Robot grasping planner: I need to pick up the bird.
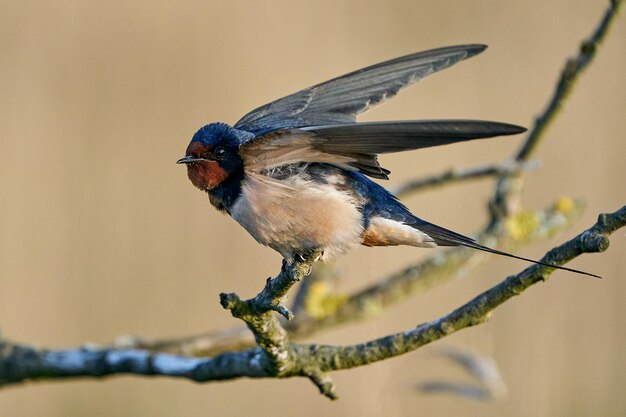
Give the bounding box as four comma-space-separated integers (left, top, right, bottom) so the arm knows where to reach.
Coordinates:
177, 44, 597, 278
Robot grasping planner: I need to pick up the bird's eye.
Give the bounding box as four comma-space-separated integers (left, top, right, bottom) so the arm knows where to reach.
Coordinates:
213, 147, 226, 158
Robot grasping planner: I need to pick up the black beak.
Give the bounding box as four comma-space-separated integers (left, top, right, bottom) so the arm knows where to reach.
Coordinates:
176, 156, 204, 164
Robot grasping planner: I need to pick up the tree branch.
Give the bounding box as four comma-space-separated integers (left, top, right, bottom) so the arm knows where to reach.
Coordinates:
390, 160, 538, 196
286, 198, 586, 337
87, 0, 623, 359
2, 206, 623, 398
114, 197, 585, 357
217, 251, 335, 394
295, 205, 623, 374
515, 0, 623, 162
1, 0, 622, 402
490, 0, 623, 221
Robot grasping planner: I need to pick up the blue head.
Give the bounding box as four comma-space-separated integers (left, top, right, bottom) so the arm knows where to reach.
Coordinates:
177, 123, 252, 191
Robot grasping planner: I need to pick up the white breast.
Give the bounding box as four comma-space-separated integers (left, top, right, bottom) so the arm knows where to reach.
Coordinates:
229, 172, 363, 261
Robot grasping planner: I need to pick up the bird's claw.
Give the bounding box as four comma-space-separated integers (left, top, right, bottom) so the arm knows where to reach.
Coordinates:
292, 250, 324, 276
294, 250, 324, 263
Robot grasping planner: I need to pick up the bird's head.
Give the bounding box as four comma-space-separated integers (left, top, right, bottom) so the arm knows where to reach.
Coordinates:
177, 123, 249, 191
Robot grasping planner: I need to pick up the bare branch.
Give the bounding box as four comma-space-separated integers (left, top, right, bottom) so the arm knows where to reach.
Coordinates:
2, 206, 623, 397
515, 0, 623, 162
390, 160, 538, 196
219, 251, 340, 396
119, 198, 585, 357
286, 199, 586, 337
292, 205, 623, 375
1, 0, 622, 403
110, 1, 624, 359
490, 0, 623, 220
0, 342, 273, 385
218, 253, 319, 371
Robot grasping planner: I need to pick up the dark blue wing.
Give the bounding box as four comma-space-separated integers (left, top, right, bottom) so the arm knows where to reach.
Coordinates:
303, 119, 526, 154
234, 45, 487, 136
241, 120, 525, 179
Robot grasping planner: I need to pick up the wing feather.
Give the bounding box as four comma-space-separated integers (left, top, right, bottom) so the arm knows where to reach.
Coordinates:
304, 120, 526, 155
235, 45, 487, 135
240, 120, 525, 179
241, 130, 361, 174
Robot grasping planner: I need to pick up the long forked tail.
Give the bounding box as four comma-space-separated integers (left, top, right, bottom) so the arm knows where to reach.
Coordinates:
415, 219, 601, 279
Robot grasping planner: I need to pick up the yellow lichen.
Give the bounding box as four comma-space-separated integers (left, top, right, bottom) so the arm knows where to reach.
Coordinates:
505, 211, 540, 241
304, 281, 348, 320
554, 196, 575, 214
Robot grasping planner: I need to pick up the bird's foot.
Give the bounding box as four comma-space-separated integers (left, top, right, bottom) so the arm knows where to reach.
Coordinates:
293, 250, 324, 275
294, 250, 324, 263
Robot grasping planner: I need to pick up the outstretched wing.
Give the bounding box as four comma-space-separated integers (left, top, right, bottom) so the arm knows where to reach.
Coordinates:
240, 120, 526, 179
303, 120, 525, 155
234, 45, 487, 136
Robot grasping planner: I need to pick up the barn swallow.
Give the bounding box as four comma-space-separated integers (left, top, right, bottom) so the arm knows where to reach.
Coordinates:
178, 44, 597, 278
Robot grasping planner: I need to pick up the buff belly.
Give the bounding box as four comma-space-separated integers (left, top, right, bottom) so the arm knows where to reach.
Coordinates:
229, 174, 364, 261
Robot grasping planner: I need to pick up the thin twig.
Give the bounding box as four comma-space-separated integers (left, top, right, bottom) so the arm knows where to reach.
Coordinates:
515, 0, 623, 162
490, 0, 623, 221
390, 160, 538, 196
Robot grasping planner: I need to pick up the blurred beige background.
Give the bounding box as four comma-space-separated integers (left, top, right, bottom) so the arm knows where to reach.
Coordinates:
1, 0, 625, 416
